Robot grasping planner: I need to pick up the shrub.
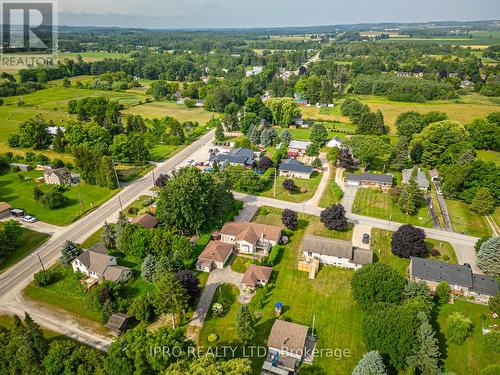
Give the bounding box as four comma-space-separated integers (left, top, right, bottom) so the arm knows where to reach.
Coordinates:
128, 206, 139, 215
208, 333, 218, 342
436, 282, 451, 304
268, 246, 282, 266
484, 331, 500, 353
212, 303, 225, 318
445, 312, 472, 344
430, 248, 440, 257
33, 269, 55, 287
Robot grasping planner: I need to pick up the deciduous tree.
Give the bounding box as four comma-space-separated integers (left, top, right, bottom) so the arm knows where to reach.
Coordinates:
391, 224, 427, 258
320, 204, 348, 231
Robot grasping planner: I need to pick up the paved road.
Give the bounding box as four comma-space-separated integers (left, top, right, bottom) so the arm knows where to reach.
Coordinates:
0, 130, 216, 347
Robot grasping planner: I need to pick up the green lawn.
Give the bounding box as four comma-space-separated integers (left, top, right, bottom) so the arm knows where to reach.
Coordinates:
285, 124, 355, 141
445, 199, 492, 238
230, 256, 255, 273
477, 150, 500, 166
437, 301, 498, 374
115, 164, 155, 183
0, 223, 50, 273
353, 188, 433, 228
0, 170, 117, 226
123, 101, 215, 124
370, 229, 458, 276
199, 207, 366, 374
124, 195, 154, 217
258, 172, 322, 203
23, 264, 103, 323
318, 166, 343, 208
307, 216, 354, 241
59, 52, 130, 62
80, 227, 105, 249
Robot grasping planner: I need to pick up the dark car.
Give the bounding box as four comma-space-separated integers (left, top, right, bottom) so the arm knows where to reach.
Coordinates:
362, 233, 370, 245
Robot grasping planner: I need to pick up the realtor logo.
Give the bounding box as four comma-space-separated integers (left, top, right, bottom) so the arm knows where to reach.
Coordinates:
0, 0, 58, 69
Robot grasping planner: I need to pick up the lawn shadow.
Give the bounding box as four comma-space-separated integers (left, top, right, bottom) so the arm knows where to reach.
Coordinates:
299, 365, 328, 375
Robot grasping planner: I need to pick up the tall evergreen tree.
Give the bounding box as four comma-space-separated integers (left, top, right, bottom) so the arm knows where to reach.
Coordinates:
101, 221, 116, 249
236, 305, 255, 345
141, 254, 157, 282
406, 312, 440, 375
477, 237, 500, 276
153, 272, 189, 329
398, 167, 423, 215
353, 351, 387, 375
59, 240, 81, 266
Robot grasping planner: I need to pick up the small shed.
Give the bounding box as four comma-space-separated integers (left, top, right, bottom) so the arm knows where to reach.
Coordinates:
105, 313, 129, 336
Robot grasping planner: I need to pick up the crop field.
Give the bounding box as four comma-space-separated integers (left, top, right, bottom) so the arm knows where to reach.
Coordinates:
0, 86, 145, 155
58, 52, 130, 62
123, 101, 216, 124
383, 31, 500, 46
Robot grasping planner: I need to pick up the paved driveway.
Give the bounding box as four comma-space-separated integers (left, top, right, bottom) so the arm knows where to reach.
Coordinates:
189, 266, 251, 328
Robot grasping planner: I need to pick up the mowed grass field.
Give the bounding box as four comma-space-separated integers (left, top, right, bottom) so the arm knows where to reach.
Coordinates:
0, 222, 50, 272
353, 188, 433, 228
370, 229, 457, 276
445, 199, 492, 238
123, 101, 215, 124
258, 172, 322, 203
199, 207, 366, 374
0, 170, 117, 226
302, 94, 499, 134
437, 301, 498, 374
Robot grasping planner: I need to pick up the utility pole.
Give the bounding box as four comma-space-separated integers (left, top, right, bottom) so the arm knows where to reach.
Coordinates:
111, 159, 123, 212
35, 253, 45, 270
273, 168, 277, 197
387, 214, 392, 237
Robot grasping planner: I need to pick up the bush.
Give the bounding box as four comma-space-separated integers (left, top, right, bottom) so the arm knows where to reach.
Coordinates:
484, 331, 500, 353
212, 303, 225, 318
436, 282, 451, 304
268, 246, 282, 266
445, 312, 472, 344
128, 206, 139, 215
207, 333, 218, 342
33, 269, 55, 287
40, 188, 67, 209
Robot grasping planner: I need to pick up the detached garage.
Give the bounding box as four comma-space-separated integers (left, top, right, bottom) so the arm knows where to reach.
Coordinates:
0, 202, 12, 220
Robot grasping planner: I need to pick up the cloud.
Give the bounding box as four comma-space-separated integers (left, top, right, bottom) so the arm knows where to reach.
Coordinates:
58, 0, 500, 28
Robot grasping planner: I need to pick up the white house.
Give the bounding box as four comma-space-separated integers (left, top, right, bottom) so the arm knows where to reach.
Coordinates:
278, 159, 313, 179
302, 235, 373, 270
72, 244, 132, 283
326, 136, 343, 148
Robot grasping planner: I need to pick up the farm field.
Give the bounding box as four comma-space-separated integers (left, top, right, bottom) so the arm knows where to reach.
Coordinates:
445, 199, 492, 238
302, 95, 498, 134
353, 188, 433, 228
0, 170, 117, 226
58, 52, 130, 62
123, 101, 215, 124
0, 223, 50, 273
199, 206, 366, 374
0, 86, 144, 151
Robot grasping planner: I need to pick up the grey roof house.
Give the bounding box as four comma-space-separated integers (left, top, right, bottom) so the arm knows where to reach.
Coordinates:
410, 257, 499, 302
210, 147, 255, 167
278, 159, 313, 179
402, 168, 429, 190
302, 235, 373, 270
346, 173, 393, 189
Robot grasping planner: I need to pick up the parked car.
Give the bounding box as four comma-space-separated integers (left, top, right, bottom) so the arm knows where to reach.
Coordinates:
21, 215, 37, 223
187, 159, 195, 165
362, 233, 370, 245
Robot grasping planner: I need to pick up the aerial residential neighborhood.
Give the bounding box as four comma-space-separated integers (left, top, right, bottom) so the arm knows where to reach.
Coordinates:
0, 2, 499, 375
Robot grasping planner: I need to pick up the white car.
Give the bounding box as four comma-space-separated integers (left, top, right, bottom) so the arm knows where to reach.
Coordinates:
186, 159, 195, 165
21, 215, 37, 223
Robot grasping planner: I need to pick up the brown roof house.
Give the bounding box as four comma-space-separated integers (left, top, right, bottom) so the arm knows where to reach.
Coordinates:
105, 313, 129, 336
196, 241, 234, 272
44, 168, 77, 185
71, 243, 132, 283
302, 235, 373, 270
131, 213, 158, 229
262, 320, 315, 375
242, 264, 273, 291
220, 221, 282, 256
0, 202, 12, 220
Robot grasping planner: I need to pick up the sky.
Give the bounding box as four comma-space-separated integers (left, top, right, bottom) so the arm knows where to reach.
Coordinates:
59, 0, 500, 29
